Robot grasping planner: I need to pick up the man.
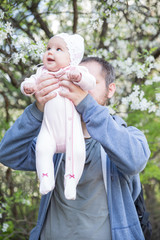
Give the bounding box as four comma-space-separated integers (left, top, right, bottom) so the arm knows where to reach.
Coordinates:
0, 57, 150, 240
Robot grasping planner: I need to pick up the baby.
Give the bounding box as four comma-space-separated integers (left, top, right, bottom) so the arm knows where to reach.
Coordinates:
21, 33, 96, 200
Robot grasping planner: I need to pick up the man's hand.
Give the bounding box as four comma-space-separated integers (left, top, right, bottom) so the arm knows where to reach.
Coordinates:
59, 80, 88, 106
35, 74, 59, 112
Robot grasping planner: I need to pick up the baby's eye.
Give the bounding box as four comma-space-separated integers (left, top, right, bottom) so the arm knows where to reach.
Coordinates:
57, 48, 62, 51
47, 47, 51, 51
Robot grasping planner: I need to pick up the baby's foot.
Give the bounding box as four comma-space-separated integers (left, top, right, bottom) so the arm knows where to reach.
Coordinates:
64, 175, 77, 200
40, 173, 55, 195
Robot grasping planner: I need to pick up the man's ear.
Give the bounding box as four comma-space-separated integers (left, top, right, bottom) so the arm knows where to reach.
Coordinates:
107, 83, 116, 99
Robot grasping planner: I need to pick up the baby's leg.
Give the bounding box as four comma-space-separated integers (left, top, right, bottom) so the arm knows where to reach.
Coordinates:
64, 100, 86, 200
36, 123, 56, 195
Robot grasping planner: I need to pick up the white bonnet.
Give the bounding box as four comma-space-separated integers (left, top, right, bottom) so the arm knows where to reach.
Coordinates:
55, 33, 84, 66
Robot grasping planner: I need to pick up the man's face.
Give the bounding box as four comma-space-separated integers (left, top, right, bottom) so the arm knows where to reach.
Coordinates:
80, 61, 109, 106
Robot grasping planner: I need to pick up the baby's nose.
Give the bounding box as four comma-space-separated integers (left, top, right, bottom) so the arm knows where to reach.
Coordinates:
48, 49, 55, 55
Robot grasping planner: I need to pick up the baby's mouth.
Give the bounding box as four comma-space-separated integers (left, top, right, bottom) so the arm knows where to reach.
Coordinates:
47, 57, 54, 62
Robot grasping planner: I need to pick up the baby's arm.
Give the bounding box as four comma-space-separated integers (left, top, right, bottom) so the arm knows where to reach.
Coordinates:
21, 76, 37, 96
67, 66, 96, 91
67, 68, 82, 83
20, 67, 44, 96
23, 81, 37, 95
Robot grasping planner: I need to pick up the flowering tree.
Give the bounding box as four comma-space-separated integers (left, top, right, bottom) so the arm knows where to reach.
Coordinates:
0, 0, 160, 238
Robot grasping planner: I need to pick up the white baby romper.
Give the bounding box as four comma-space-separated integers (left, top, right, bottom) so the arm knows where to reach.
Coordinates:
21, 65, 96, 200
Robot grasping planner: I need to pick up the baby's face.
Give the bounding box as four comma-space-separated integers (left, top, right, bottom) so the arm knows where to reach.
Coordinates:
43, 37, 70, 72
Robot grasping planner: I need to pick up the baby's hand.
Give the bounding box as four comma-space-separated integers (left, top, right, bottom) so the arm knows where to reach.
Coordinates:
24, 82, 37, 95
67, 68, 82, 82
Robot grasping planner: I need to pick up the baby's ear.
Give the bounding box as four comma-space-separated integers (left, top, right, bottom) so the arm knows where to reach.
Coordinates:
107, 83, 116, 99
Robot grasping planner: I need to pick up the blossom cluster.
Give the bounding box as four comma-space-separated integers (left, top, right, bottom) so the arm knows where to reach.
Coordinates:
122, 85, 160, 116
0, 10, 45, 65
112, 56, 155, 79
22, 199, 31, 206
145, 76, 160, 86
0, 197, 31, 233
2, 223, 9, 232
0, 21, 14, 46
11, 39, 45, 64
0, 10, 14, 45
107, 0, 124, 6
89, 13, 103, 30
88, 43, 159, 116
0, 204, 9, 232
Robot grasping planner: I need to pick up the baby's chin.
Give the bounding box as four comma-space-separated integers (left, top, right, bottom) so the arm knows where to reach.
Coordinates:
44, 62, 69, 72
48, 67, 59, 72
44, 64, 59, 72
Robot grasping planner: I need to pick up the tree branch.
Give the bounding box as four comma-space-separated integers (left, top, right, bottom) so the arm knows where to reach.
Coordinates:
0, 49, 11, 58
27, 2, 52, 38
152, 47, 160, 59
98, 18, 108, 48
72, 0, 78, 33
10, 17, 36, 41
0, 91, 10, 122
0, 6, 35, 41
0, 64, 19, 88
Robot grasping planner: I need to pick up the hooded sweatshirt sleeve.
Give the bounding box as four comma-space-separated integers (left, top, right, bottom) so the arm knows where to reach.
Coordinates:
0, 102, 43, 171
76, 94, 150, 175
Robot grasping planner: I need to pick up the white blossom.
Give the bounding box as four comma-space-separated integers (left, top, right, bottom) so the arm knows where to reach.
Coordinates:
109, 46, 114, 52
153, 76, 160, 83
146, 56, 155, 63
155, 107, 160, 116
0, 22, 4, 28
91, 17, 103, 30
130, 97, 140, 110
121, 97, 129, 106
133, 85, 140, 92
122, 84, 157, 113
22, 199, 31, 206
145, 76, 160, 85
154, 62, 160, 70
125, 57, 132, 66
105, 9, 111, 17
148, 104, 156, 113
5, 22, 14, 35
144, 79, 152, 85
139, 98, 150, 111
107, 0, 113, 5
12, 53, 21, 64
104, 39, 110, 46
2, 223, 9, 232
147, 17, 158, 24
139, 90, 144, 100
2, 203, 7, 208
0, 30, 7, 45
155, 93, 160, 102
0, 10, 4, 19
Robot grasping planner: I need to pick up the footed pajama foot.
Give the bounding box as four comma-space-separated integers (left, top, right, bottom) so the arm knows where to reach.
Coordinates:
39, 173, 55, 195
64, 175, 77, 200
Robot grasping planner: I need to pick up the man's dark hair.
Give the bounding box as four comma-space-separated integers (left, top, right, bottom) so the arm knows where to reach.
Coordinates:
81, 57, 115, 87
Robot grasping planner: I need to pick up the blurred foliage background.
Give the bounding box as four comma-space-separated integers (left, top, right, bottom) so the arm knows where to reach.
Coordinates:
0, 0, 160, 239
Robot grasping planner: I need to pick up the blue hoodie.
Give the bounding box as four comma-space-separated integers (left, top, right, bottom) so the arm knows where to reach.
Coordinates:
0, 94, 150, 240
